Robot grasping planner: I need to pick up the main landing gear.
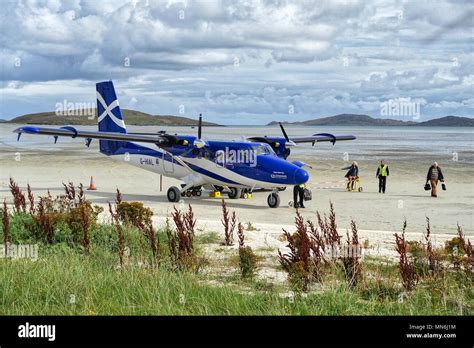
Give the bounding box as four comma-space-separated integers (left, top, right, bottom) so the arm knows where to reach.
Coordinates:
180, 186, 202, 198
167, 185, 279, 208
167, 186, 181, 202
227, 187, 253, 199
227, 187, 241, 199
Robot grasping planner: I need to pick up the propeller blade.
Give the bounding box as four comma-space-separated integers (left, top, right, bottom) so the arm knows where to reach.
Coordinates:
279, 122, 290, 142
198, 113, 202, 139
279, 123, 296, 147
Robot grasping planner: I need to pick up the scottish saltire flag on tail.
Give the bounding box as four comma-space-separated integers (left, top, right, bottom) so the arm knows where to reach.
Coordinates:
96, 81, 127, 155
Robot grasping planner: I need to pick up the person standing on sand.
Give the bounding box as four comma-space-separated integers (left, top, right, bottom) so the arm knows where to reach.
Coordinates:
426, 162, 445, 197
344, 161, 359, 191
293, 183, 305, 208
376, 160, 389, 193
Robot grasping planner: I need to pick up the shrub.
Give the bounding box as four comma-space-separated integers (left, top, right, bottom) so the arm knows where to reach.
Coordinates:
8, 181, 103, 247
9, 178, 26, 213
245, 222, 258, 231
116, 201, 153, 228
27, 184, 35, 214
315, 201, 340, 257
278, 211, 321, 291
2, 200, 10, 255
221, 199, 236, 245
340, 220, 362, 288
394, 220, 418, 292
237, 222, 258, 278
169, 205, 199, 271
67, 200, 103, 250
108, 201, 125, 267
445, 224, 473, 276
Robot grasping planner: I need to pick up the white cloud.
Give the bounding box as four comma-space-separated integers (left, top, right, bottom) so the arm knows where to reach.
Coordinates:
0, 0, 473, 122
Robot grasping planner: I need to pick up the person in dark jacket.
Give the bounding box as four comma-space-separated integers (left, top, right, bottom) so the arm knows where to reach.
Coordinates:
426, 162, 445, 197
293, 183, 305, 208
376, 160, 389, 193
344, 161, 359, 191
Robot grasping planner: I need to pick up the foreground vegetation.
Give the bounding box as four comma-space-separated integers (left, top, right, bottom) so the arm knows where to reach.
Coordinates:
0, 179, 472, 315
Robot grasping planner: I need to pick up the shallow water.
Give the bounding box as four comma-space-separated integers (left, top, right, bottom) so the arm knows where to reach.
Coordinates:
1, 124, 473, 165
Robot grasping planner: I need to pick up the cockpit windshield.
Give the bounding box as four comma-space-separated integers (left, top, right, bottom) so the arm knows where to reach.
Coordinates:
251, 144, 276, 156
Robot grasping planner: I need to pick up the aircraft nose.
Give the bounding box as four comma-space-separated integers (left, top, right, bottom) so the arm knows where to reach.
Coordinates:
293, 168, 309, 184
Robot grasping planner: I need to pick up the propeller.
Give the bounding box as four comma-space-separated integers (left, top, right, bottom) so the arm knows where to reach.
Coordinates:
198, 113, 202, 139
279, 123, 296, 147
179, 113, 207, 158
193, 113, 207, 149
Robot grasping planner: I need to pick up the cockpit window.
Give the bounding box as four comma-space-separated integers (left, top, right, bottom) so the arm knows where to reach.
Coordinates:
252, 144, 276, 156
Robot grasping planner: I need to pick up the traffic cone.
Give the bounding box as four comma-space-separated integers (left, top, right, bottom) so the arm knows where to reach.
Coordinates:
87, 176, 97, 190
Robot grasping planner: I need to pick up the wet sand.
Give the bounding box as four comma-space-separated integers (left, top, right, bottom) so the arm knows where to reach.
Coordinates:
1, 124, 472, 259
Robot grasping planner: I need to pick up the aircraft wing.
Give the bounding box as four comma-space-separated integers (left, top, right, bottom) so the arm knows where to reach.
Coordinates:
290, 133, 356, 145
13, 126, 187, 147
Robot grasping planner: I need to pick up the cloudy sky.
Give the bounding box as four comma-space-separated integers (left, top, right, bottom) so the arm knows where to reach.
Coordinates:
0, 0, 473, 124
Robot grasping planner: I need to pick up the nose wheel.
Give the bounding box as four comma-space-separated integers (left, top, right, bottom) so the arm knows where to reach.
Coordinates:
267, 192, 280, 208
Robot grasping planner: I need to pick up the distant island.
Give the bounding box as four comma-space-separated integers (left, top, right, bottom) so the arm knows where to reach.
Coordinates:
4, 111, 473, 127
267, 114, 474, 127
6, 109, 221, 127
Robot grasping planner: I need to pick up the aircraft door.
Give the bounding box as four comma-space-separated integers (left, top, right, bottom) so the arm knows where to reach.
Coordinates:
162, 153, 174, 173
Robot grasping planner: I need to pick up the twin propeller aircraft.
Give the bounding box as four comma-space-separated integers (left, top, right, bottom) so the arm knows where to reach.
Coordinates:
14, 81, 356, 208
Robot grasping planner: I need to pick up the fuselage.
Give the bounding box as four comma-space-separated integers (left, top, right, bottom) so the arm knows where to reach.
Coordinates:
103, 136, 309, 189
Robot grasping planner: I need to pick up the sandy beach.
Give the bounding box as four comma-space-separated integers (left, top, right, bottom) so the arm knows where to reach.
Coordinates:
1, 124, 473, 260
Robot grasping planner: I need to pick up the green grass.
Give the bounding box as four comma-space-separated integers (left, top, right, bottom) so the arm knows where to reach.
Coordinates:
1, 212, 472, 315
0, 242, 471, 315
195, 231, 220, 244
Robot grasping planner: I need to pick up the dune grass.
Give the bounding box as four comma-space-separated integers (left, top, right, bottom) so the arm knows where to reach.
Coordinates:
0, 181, 472, 315
0, 241, 471, 315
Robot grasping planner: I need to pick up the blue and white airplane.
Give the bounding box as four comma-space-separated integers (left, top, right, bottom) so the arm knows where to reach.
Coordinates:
14, 81, 356, 208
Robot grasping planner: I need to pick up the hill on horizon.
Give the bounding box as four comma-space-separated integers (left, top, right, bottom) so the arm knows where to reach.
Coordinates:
6, 109, 221, 127
267, 114, 474, 127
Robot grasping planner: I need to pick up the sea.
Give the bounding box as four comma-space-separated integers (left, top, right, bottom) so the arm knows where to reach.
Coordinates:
0, 124, 473, 165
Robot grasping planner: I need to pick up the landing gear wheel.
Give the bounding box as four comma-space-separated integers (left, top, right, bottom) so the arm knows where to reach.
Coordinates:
186, 190, 192, 197
196, 190, 202, 197
267, 193, 280, 208
228, 187, 241, 199
167, 186, 181, 202
288, 200, 294, 207
358, 187, 363, 192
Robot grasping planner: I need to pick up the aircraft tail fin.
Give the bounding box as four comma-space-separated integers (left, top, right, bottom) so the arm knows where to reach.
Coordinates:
96, 81, 127, 155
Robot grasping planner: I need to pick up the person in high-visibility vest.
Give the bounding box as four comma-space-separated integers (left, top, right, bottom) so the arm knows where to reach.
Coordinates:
376, 160, 389, 193
293, 183, 305, 208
